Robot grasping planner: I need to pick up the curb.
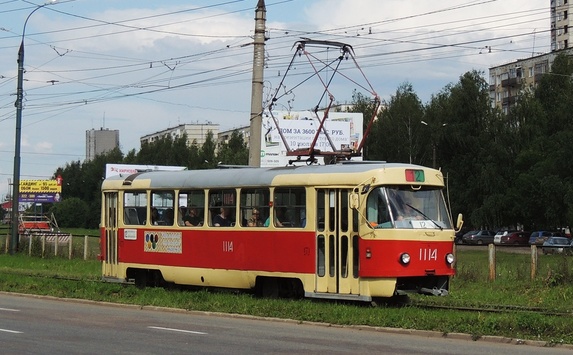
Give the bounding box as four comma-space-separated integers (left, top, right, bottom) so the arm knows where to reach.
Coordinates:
2, 291, 573, 350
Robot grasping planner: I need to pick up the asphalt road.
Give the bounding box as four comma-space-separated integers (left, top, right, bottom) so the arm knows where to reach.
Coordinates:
1, 293, 572, 354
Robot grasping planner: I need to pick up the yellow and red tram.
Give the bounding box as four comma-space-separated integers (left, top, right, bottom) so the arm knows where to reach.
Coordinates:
100, 162, 461, 301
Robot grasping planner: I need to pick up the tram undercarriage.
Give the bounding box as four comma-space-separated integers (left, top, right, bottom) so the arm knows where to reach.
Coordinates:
395, 275, 450, 296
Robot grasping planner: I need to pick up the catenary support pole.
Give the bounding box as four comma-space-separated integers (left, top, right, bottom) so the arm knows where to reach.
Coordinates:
248, 0, 266, 167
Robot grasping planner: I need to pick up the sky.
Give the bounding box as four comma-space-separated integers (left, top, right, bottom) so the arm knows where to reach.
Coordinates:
0, 0, 550, 200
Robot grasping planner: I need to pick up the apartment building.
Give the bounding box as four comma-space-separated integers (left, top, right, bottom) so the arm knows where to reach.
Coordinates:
85, 128, 120, 161
552, 0, 573, 51
140, 123, 220, 147
489, 0, 573, 112
489, 48, 573, 112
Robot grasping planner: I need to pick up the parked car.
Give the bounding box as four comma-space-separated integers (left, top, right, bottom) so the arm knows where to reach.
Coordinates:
455, 227, 472, 245
493, 230, 517, 245
529, 231, 562, 246
542, 236, 572, 255
498, 231, 530, 246
461, 230, 496, 245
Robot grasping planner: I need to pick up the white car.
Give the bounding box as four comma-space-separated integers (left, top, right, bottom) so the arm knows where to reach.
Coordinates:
493, 230, 511, 245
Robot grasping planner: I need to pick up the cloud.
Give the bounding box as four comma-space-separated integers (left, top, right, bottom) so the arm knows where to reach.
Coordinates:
0, 0, 554, 199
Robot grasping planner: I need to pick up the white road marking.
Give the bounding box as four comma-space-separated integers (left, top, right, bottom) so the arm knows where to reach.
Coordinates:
148, 326, 207, 335
0, 308, 20, 312
0, 328, 23, 334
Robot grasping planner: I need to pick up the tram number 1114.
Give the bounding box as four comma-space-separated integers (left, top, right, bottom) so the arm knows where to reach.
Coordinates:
419, 248, 437, 261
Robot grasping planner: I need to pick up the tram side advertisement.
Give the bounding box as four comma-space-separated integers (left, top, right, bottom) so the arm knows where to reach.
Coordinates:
260, 111, 363, 166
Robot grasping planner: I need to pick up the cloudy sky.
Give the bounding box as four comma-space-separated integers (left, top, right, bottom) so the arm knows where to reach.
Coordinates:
0, 0, 549, 199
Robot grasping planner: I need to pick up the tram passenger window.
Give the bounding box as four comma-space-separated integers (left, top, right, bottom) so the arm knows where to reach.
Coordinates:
240, 188, 269, 227
341, 191, 349, 232
180, 190, 205, 227
341, 236, 349, 278
123, 191, 147, 225
317, 235, 325, 277
209, 189, 236, 227
273, 187, 306, 228
317, 190, 326, 231
151, 191, 175, 226
352, 236, 359, 278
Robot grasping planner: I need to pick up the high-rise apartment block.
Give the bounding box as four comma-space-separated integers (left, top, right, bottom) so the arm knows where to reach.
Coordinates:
86, 128, 120, 161
489, 1, 573, 112
551, 0, 572, 51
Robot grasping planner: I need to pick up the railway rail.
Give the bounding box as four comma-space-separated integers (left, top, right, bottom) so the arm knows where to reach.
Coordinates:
2, 269, 571, 318
409, 301, 573, 317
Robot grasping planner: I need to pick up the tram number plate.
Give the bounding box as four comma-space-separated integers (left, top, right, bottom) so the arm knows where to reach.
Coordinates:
223, 240, 234, 252
419, 248, 437, 261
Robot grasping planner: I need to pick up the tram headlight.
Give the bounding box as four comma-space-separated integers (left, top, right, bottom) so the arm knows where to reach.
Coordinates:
445, 253, 455, 265
400, 253, 411, 265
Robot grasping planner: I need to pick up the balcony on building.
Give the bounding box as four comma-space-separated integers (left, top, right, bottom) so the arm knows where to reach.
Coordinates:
502, 95, 517, 106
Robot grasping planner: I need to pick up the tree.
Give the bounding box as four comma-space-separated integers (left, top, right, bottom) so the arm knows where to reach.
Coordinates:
199, 131, 217, 168
369, 83, 424, 164
348, 90, 379, 160
53, 148, 124, 228
216, 131, 249, 165
49, 197, 89, 228
535, 53, 573, 135
426, 71, 498, 227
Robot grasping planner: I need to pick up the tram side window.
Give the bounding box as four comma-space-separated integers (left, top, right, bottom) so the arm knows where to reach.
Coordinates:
317, 190, 325, 231
151, 191, 175, 226
273, 187, 306, 228
179, 190, 205, 227
209, 189, 236, 227
123, 191, 147, 225
240, 188, 270, 227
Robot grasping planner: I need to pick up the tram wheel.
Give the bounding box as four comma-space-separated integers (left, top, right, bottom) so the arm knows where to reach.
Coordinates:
371, 294, 410, 307
256, 277, 279, 298
134, 269, 148, 289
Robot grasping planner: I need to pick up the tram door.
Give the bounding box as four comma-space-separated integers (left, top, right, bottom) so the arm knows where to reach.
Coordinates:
315, 189, 360, 296
102, 192, 119, 278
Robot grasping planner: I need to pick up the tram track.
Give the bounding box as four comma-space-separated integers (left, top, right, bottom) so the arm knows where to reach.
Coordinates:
0, 269, 101, 284
410, 301, 573, 317
3, 269, 572, 319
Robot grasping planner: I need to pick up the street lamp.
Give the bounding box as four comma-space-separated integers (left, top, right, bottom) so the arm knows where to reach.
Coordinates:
10, 1, 57, 255
420, 121, 446, 169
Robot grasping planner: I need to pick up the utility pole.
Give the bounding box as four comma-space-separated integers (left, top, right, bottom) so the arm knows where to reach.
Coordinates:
248, 0, 266, 167
11, 1, 57, 254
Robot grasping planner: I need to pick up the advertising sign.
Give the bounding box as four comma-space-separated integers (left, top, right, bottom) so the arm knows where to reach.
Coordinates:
105, 164, 186, 178
19, 176, 63, 203
260, 110, 363, 166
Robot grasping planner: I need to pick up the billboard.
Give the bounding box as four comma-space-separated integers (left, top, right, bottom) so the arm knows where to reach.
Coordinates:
260, 110, 363, 166
105, 164, 186, 178
19, 176, 63, 203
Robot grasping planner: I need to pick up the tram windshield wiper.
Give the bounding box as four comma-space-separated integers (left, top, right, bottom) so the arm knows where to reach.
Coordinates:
405, 204, 443, 230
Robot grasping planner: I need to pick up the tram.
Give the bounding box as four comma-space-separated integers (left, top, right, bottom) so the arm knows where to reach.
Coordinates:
100, 162, 462, 301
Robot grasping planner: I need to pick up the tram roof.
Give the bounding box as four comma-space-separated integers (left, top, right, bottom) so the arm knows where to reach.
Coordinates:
102, 162, 442, 190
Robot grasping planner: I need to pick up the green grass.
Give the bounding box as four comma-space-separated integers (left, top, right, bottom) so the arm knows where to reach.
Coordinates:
1, 247, 573, 345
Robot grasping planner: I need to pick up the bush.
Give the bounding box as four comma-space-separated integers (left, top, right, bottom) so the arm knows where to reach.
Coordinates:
49, 197, 89, 228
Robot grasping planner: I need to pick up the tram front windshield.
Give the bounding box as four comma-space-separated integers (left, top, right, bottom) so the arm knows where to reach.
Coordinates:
366, 186, 452, 229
